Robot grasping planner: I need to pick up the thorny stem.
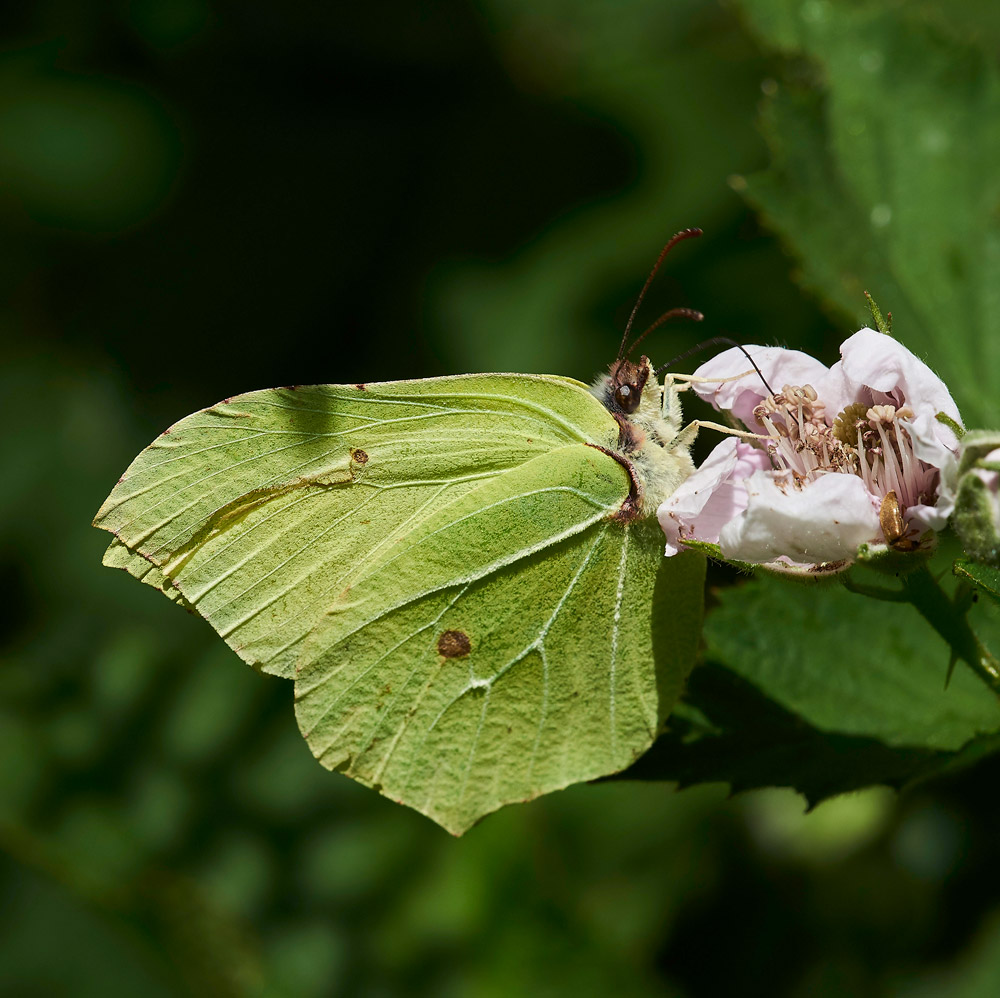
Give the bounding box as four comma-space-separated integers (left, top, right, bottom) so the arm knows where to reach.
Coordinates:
898, 564, 1000, 697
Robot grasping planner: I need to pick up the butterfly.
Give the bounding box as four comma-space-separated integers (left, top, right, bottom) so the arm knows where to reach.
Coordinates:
94, 229, 707, 834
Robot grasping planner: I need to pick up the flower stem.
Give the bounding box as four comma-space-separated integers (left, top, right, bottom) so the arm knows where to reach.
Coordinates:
900, 564, 1000, 697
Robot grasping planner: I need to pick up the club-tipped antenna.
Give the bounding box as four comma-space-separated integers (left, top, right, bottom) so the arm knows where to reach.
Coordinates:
655, 336, 775, 395
624, 307, 703, 360
617, 227, 702, 362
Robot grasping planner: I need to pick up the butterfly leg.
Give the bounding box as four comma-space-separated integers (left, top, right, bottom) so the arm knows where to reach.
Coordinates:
665, 418, 767, 454
666, 419, 700, 453
660, 373, 685, 434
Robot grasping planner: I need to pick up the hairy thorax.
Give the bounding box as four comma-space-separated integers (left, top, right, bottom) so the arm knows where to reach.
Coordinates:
590, 356, 695, 518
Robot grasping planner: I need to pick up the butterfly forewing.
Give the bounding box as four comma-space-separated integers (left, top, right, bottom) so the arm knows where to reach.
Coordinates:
96, 376, 619, 679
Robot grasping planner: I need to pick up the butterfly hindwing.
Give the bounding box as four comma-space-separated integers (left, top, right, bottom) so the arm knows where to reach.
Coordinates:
295, 507, 704, 833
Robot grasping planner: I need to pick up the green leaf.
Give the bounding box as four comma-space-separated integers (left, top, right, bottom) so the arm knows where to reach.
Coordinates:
738, 0, 1000, 424
621, 664, 960, 803
702, 575, 1000, 752
931, 910, 1000, 998
618, 663, 1000, 806
955, 558, 1000, 608
95, 375, 705, 833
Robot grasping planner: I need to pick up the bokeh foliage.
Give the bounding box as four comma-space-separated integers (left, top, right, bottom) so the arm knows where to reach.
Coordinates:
4, 1, 1000, 996
739, 0, 1000, 425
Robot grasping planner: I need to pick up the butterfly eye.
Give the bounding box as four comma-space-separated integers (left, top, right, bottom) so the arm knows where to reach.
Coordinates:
614, 383, 641, 414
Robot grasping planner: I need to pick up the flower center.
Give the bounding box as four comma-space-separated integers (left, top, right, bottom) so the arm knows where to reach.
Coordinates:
752, 384, 938, 517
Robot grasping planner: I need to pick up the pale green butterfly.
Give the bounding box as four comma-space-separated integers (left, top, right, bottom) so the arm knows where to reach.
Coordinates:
94, 229, 708, 834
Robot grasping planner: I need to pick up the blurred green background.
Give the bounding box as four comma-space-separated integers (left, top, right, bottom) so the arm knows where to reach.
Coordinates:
4, 1, 1000, 995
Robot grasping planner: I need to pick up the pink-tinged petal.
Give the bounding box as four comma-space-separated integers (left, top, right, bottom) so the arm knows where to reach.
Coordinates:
973, 448, 1000, 493
692, 345, 830, 432
821, 328, 962, 447
657, 439, 771, 555
905, 410, 960, 514
907, 410, 957, 467
906, 502, 952, 534
718, 472, 881, 564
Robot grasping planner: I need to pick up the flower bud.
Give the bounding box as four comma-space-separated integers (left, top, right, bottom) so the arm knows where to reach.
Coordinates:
953, 433, 1000, 565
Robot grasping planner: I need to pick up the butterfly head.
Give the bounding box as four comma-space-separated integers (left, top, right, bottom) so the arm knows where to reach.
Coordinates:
599, 356, 652, 417
592, 354, 678, 461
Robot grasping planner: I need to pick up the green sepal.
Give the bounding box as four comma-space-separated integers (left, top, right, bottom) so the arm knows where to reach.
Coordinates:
957, 430, 1000, 477
863, 291, 892, 336
952, 431, 1000, 566
953, 476, 1000, 566
854, 539, 934, 577
678, 539, 753, 573
677, 539, 849, 580
683, 538, 907, 581
936, 412, 966, 440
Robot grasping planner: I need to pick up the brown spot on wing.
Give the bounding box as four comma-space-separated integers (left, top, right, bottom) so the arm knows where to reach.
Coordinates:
355, 383, 367, 391
351, 449, 369, 464
437, 630, 471, 658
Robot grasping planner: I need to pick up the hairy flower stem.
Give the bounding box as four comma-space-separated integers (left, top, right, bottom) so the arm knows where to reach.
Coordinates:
900, 565, 1000, 697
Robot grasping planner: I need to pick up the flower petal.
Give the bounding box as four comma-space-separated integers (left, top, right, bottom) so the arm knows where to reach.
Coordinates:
657, 439, 771, 555
718, 472, 881, 564
906, 502, 951, 534
906, 409, 957, 475
691, 345, 829, 431
821, 328, 962, 447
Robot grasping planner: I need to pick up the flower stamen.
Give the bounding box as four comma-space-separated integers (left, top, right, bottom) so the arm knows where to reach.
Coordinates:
749, 385, 942, 542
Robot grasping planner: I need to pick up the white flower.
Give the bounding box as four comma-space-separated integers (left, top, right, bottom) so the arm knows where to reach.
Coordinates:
660, 438, 771, 555
659, 328, 962, 568
718, 469, 881, 565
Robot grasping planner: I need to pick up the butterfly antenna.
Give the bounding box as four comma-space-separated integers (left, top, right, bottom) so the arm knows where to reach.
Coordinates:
624, 307, 703, 360
617, 227, 703, 363
655, 335, 775, 395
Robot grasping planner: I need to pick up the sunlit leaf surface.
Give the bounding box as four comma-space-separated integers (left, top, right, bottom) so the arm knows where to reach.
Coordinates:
704, 575, 1000, 751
